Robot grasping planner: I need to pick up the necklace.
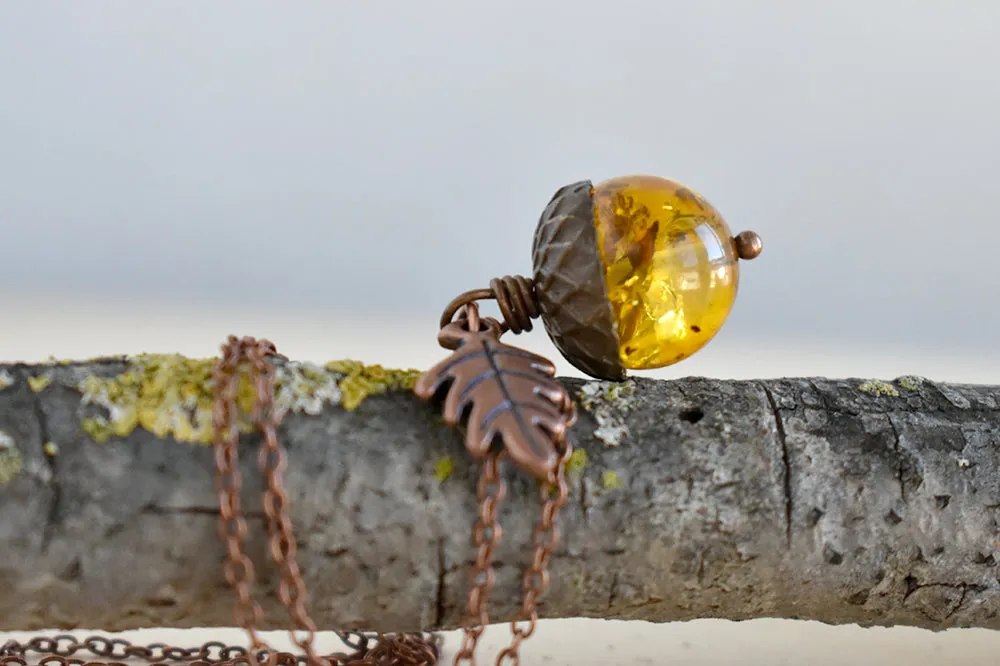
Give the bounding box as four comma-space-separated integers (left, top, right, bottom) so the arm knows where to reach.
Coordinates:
3, 174, 761, 666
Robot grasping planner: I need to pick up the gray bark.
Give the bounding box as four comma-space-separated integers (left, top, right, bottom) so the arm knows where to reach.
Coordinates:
1, 359, 1000, 634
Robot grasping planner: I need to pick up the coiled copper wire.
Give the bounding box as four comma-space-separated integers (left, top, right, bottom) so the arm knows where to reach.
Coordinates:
439, 275, 540, 334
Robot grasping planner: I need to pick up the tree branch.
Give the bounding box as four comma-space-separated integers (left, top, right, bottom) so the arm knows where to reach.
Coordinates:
1, 357, 999, 633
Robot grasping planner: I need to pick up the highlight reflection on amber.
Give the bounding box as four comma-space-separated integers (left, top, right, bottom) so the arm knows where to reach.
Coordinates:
592, 175, 739, 370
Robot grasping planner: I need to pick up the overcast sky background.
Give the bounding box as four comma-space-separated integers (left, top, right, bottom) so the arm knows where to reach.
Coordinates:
3, 2, 1000, 664
2, 1, 1000, 381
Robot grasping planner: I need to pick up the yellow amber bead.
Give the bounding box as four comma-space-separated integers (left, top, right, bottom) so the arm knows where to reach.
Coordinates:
592, 175, 739, 370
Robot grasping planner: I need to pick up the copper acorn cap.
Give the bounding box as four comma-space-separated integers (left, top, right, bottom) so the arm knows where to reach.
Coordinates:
531, 181, 627, 381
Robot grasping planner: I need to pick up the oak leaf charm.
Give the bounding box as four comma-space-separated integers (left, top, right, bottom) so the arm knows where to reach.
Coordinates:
414, 304, 576, 482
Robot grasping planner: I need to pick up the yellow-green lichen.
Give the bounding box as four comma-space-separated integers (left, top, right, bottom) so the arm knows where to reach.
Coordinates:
38, 357, 73, 366
897, 376, 924, 391
27, 374, 52, 393
0, 370, 14, 391
577, 380, 635, 447
326, 360, 422, 411
43, 441, 58, 456
76, 354, 424, 444
601, 470, 623, 490
79, 354, 344, 444
858, 380, 900, 398
433, 456, 455, 482
0, 430, 22, 485
566, 448, 589, 476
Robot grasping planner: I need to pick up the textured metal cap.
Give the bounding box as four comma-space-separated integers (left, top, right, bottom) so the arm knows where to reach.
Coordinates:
531, 181, 626, 381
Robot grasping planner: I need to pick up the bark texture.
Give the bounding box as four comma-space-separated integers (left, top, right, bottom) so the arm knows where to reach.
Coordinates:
1, 359, 1000, 633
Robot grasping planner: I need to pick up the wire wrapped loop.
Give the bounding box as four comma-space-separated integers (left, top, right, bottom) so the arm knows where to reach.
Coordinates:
439, 275, 540, 334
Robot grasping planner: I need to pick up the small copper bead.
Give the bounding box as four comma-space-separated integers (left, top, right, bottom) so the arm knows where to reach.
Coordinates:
734, 230, 763, 260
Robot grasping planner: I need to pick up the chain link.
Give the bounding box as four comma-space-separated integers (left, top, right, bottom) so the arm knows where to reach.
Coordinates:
246, 340, 321, 663
2, 335, 439, 666
452, 435, 572, 666
451, 451, 505, 666
493, 436, 573, 666
213, 337, 269, 657
0, 634, 441, 666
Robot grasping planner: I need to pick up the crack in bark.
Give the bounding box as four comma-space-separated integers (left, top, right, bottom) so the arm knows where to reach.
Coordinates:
434, 538, 446, 628
950, 585, 971, 621
141, 504, 265, 518
18, 368, 60, 553
607, 570, 619, 609
903, 578, 979, 621
886, 414, 905, 501
761, 384, 792, 548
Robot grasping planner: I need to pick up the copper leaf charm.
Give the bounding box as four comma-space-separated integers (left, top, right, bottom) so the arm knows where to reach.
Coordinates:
414, 304, 576, 482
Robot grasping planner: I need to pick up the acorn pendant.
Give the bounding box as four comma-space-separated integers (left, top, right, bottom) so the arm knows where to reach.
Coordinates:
413, 174, 761, 666
417, 174, 762, 480
534, 174, 762, 380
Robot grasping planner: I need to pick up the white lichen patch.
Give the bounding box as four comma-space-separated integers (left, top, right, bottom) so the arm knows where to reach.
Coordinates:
576, 380, 635, 447
0, 429, 23, 485
0, 370, 15, 391
858, 380, 900, 398
78, 354, 348, 444
275, 361, 343, 416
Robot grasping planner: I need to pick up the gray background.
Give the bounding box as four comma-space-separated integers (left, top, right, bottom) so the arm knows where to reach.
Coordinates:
2, 0, 998, 371
3, 2, 1000, 663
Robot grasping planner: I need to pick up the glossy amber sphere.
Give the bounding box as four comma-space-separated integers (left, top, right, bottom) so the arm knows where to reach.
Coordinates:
592, 175, 739, 370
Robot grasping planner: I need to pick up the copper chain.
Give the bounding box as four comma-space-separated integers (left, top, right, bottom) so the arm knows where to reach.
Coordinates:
213, 335, 327, 664
495, 437, 572, 666
453, 437, 573, 666
452, 452, 505, 666
0, 335, 439, 666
